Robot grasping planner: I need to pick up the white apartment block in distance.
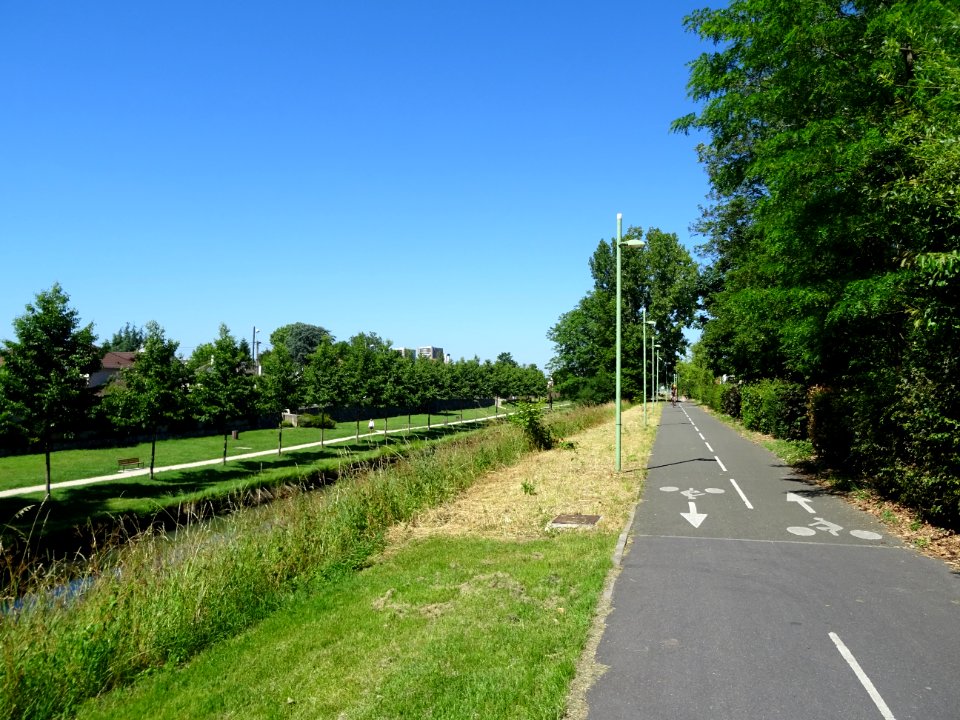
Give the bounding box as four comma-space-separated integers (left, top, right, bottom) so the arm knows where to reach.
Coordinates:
417, 346, 444, 360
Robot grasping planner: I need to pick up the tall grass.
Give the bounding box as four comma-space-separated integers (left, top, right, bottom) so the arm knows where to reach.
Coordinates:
0, 409, 606, 720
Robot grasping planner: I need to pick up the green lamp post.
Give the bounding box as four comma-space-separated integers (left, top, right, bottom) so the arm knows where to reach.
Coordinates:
615, 213, 644, 472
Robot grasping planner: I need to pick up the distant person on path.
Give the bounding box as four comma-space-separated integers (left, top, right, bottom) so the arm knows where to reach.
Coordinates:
368, 419, 375, 432
670, 384, 678, 407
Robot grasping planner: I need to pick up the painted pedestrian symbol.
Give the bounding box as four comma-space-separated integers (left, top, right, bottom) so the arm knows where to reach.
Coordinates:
660, 486, 725, 529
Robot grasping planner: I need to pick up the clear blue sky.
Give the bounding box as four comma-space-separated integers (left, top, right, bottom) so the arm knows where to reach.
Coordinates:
1, 1, 711, 369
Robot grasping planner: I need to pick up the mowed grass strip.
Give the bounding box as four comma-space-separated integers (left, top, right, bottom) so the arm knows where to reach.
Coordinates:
76, 535, 611, 720
74, 404, 659, 720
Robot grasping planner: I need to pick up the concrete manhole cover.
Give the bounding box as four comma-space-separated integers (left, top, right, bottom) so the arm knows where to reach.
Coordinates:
548, 513, 601, 530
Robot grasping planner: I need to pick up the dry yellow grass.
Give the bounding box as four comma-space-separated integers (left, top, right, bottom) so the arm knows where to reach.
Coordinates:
380, 403, 662, 720
387, 403, 661, 544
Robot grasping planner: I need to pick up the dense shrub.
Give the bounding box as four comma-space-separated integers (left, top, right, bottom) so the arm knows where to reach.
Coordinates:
719, 384, 741, 419
297, 413, 336, 429
887, 340, 960, 527
806, 386, 849, 467
740, 380, 808, 441
508, 401, 554, 450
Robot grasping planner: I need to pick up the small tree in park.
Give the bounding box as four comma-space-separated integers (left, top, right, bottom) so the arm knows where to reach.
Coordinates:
0, 284, 100, 497
187, 325, 256, 464
102, 321, 188, 478
258, 342, 301, 454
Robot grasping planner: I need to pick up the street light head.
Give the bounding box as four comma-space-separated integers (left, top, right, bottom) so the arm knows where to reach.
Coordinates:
620, 239, 645, 248
617, 212, 622, 221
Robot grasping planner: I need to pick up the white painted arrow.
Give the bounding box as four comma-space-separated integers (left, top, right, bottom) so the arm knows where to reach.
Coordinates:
680, 501, 708, 528
787, 492, 816, 514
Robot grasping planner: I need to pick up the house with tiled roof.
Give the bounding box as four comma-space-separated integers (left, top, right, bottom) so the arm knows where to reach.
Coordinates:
88, 351, 137, 389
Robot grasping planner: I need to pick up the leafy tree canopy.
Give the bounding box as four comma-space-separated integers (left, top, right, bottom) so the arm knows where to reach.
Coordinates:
102, 322, 146, 352
549, 226, 698, 402
270, 323, 332, 367
0, 283, 100, 492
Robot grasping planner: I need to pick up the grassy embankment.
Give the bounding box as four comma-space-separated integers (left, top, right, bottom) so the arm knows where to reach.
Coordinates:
2, 403, 659, 720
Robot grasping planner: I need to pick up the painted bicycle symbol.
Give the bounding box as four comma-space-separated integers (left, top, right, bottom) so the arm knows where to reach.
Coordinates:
660, 486, 725, 528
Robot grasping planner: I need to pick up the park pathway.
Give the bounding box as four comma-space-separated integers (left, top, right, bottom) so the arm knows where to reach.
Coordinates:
586, 402, 960, 720
0, 413, 508, 499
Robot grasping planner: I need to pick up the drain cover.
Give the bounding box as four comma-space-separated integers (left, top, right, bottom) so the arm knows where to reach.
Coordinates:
548, 513, 601, 529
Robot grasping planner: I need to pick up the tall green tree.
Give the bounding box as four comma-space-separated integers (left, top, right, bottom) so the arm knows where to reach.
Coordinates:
102, 321, 188, 478
674, 0, 960, 384
187, 325, 256, 464
0, 284, 100, 496
258, 342, 301, 455
675, 0, 960, 522
101, 322, 146, 352
549, 226, 698, 402
270, 323, 332, 368
303, 337, 344, 444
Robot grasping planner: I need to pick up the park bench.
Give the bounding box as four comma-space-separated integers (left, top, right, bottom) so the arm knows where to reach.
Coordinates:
117, 457, 144, 472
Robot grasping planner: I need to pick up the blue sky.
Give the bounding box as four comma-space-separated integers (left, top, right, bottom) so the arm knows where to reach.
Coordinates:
1, 1, 712, 369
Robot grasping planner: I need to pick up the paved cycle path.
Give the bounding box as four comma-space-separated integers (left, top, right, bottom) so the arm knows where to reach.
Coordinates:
588, 402, 960, 720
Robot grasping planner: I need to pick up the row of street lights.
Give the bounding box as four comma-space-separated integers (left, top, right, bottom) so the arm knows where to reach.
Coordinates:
614, 214, 645, 472
614, 213, 669, 472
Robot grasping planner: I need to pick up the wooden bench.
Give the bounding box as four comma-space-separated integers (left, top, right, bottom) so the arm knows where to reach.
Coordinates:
117, 457, 144, 471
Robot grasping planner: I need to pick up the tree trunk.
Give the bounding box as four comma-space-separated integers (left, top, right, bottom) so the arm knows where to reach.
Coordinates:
277, 420, 283, 455
44, 432, 52, 499
222, 430, 228, 465
150, 429, 157, 480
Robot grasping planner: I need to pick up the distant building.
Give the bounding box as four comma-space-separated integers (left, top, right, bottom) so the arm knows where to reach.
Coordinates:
88, 351, 137, 389
393, 347, 416, 359
417, 346, 444, 361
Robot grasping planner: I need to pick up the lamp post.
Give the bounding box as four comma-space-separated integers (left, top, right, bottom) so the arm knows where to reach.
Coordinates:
643, 315, 655, 425
653, 343, 661, 403
615, 213, 645, 472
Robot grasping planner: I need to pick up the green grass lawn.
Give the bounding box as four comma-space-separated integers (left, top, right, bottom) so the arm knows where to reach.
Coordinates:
1, 407, 510, 540
74, 532, 614, 720
0, 407, 516, 550
0, 405, 504, 491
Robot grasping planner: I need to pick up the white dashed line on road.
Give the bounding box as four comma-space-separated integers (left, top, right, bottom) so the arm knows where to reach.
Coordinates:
829, 632, 897, 720
729, 478, 754, 509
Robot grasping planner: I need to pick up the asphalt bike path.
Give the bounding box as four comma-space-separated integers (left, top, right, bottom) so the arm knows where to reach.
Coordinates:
587, 402, 960, 720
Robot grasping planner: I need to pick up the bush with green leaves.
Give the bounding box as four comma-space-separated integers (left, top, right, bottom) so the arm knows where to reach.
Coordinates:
740, 380, 807, 441
806, 385, 854, 469
297, 413, 336, 429
719, 384, 741, 419
507, 401, 554, 451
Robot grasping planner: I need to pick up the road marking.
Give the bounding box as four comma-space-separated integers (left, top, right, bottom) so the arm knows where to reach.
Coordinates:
715, 456, 727, 472
829, 632, 897, 720
729, 479, 754, 509
704, 441, 714, 452
787, 492, 816, 513
698, 432, 705, 440
680, 501, 708, 528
